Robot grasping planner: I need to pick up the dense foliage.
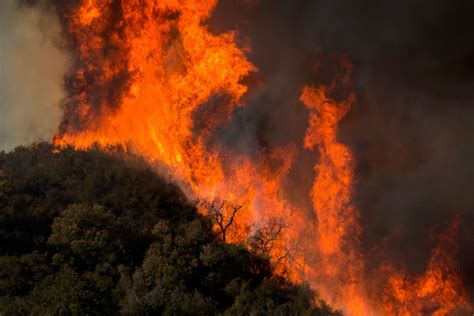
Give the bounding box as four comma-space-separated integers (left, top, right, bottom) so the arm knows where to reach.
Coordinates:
0, 144, 338, 315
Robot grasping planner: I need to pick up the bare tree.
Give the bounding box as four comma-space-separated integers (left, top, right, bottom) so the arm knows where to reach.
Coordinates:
248, 216, 287, 258
202, 200, 245, 242
202, 200, 305, 275
247, 216, 307, 276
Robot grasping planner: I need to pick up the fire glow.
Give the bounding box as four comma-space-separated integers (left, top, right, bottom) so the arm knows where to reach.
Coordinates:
53, 0, 472, 314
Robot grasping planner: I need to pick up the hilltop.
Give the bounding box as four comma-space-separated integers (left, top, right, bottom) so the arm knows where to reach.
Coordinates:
0, 143, 338, 315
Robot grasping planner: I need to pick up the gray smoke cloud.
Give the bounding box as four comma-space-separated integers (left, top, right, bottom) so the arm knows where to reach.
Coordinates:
0, 0, 70, 151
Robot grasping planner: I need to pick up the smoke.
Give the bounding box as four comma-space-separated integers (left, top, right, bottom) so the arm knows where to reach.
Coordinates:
0, 0, 70, 151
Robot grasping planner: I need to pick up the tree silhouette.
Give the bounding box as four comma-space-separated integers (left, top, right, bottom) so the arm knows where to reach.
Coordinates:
202, 200, 245, 242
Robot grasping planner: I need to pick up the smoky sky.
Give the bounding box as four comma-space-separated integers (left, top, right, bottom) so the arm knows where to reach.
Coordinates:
209, 0, 474, 295
0, 0, 70, 151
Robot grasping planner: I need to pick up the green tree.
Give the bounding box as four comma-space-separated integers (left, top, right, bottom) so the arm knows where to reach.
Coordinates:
48, 203, 124, 270
28, 267, 115, 315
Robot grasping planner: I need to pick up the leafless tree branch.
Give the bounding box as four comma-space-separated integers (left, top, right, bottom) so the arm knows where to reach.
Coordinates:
202, 200, 245, 242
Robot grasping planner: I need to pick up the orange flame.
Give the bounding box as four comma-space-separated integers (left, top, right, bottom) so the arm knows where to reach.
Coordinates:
53, 1, 471, 314
382, 217, 472, 315
300, 83, 372, 314
56, 0, 254, 197
55, 0, 302, 264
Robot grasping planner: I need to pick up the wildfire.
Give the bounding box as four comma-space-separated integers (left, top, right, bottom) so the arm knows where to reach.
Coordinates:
53, 0, 471, 315
55, 0, 305, 278
56, 0, 254, 196
382, 217, 471, 315
300, 81, 371, 313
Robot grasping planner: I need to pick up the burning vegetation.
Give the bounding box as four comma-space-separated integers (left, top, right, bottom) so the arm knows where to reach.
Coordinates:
2, 0, 473, 314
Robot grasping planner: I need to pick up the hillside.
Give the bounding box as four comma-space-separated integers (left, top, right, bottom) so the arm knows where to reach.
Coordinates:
0, 143, 338, 315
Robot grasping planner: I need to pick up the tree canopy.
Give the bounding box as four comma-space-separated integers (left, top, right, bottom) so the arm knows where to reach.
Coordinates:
0, 143, 338, 315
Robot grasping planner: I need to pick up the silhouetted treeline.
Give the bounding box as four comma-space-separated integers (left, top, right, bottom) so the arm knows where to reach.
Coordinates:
0, 143, 338, 315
